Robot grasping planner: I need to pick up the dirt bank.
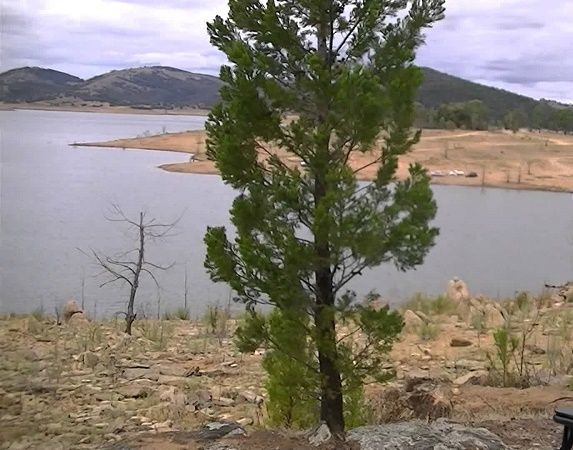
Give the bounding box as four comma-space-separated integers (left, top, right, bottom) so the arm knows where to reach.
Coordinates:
73, 128, 573, 193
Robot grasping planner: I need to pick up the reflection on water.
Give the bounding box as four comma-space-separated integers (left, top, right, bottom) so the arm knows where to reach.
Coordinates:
1, 110, 573, 316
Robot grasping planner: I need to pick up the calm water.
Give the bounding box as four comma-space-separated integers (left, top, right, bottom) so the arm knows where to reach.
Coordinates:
2, 109, 573, 317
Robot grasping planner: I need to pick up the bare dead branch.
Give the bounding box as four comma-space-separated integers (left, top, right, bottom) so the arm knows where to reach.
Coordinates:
80, 207, 177, 334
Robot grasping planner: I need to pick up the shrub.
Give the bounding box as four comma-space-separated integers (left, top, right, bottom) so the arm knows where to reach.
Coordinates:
163, 308, 190, 321
137, 320, 174, 351
416, 322, 440, 341
403, 293, 456, 316
487, 326, 519, 387
470, 309, 487, 347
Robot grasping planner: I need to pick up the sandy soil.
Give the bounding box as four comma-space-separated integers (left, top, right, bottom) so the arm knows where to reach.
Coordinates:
74, 128, 573, 193
0, 102, 209, 116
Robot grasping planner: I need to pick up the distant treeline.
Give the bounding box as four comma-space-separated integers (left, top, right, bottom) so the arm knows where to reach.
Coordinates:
414, 100, 573, 133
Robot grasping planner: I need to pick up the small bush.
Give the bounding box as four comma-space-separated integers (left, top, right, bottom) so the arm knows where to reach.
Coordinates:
76, 322, 105, 353
203, 304, 231, 344
514, 291, 531, 314
31, 307, 47, 322
486, 324, 541, 388
416, 322, 440, 341
403, 293, 456, 316
163, 308, 190, 321
470, 309, 487, 346
137, 320, 174, 351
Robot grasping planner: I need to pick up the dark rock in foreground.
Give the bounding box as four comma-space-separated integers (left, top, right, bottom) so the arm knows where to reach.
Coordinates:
347, 419, 508, 449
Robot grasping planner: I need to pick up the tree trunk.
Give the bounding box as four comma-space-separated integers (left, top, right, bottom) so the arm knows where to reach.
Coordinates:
313, 6, 344, 435
314, 286, 345, 435
125, 212, 144, 335
314, 184, 344, 434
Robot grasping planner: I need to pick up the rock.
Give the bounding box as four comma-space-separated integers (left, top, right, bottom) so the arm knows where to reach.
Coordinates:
237, 391, 264, 405
377, 375, 452, 422
308, 423, 332, 446
188, 389, 212, 410
157, 375, 189, 386
159, 386, 187, 406
159, 365, 189, 377
406, 387, 452, 420
237, 417, 253, 426
117, 385, 149, 399
483, 303, 506, 328
403, 310, 424, 330
450, 338, 473, 347
68, 312, 88, 324
213, 397, 235, 407
82, 351, 99, 368
527, 344, 546, 355
152, 420, 174, 433
347, 419, 508, 449
446, 277, 470, 303
62, 299, 83, 323
453, 370, 489, 386
451, 359, 486, 371
44, 422, 64, 434
122, 367, 158, 381
404, 370, 432, 392
415, 311, 431, 323
195, 422, 245, 441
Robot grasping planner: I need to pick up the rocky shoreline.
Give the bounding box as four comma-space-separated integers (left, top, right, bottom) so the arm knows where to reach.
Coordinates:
1, 281, 571, 449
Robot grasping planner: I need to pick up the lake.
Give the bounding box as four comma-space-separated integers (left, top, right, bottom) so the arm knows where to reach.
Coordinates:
1, 109, 573, 317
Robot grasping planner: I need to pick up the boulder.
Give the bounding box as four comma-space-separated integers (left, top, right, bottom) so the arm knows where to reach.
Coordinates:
450, 338, 473, 347
237, 390, 264, 405
117, 385, 150, 399
483, 303, 506, 328
375, 376, 452, 422
453, 370, 489, 386
122, 367, 158, 381
403, 310, 424, 330
347, 419, 508, 449
213, 397, 235, 407
62, 299, 83, 322
188, 389, 212, 410
82, 351, 99, 368
194, 422, 245, 441
159, 386, 187, 407
446, 277, 470, 303
406, 388, 452, 420
308, 423, 332, 446
68, 312, 88, 324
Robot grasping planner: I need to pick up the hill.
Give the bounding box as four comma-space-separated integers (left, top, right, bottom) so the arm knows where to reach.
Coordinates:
1, 65, 570, 122
72, 66, 221, 108
417, 68, 540, 121
0, 67, 82, 102
0, 66, 221, 108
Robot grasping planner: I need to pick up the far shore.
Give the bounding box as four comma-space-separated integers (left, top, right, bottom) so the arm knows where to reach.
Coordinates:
0, 102, 210, 116
72, 127, 573, 193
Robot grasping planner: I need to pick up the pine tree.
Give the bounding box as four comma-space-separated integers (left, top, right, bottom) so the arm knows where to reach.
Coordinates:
204, 0, 444, 435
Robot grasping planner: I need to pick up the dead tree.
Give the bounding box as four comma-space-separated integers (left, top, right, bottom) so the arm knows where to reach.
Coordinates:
88, 206, 176, 334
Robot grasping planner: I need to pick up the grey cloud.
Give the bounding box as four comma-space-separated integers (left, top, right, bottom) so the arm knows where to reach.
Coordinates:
1, 0, 571, 103
417, 0, 573, 102
482, 59, 573, 85
496, 20, 544, 30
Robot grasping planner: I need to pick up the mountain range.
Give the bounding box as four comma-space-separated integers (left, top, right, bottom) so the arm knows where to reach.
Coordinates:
1, 65, 570, 118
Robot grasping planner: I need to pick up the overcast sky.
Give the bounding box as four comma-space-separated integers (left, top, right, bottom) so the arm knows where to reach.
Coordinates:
1, 0, 572, 103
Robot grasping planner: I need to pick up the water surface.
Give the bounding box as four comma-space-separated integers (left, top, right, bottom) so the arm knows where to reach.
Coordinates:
2, 110, 572, 317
